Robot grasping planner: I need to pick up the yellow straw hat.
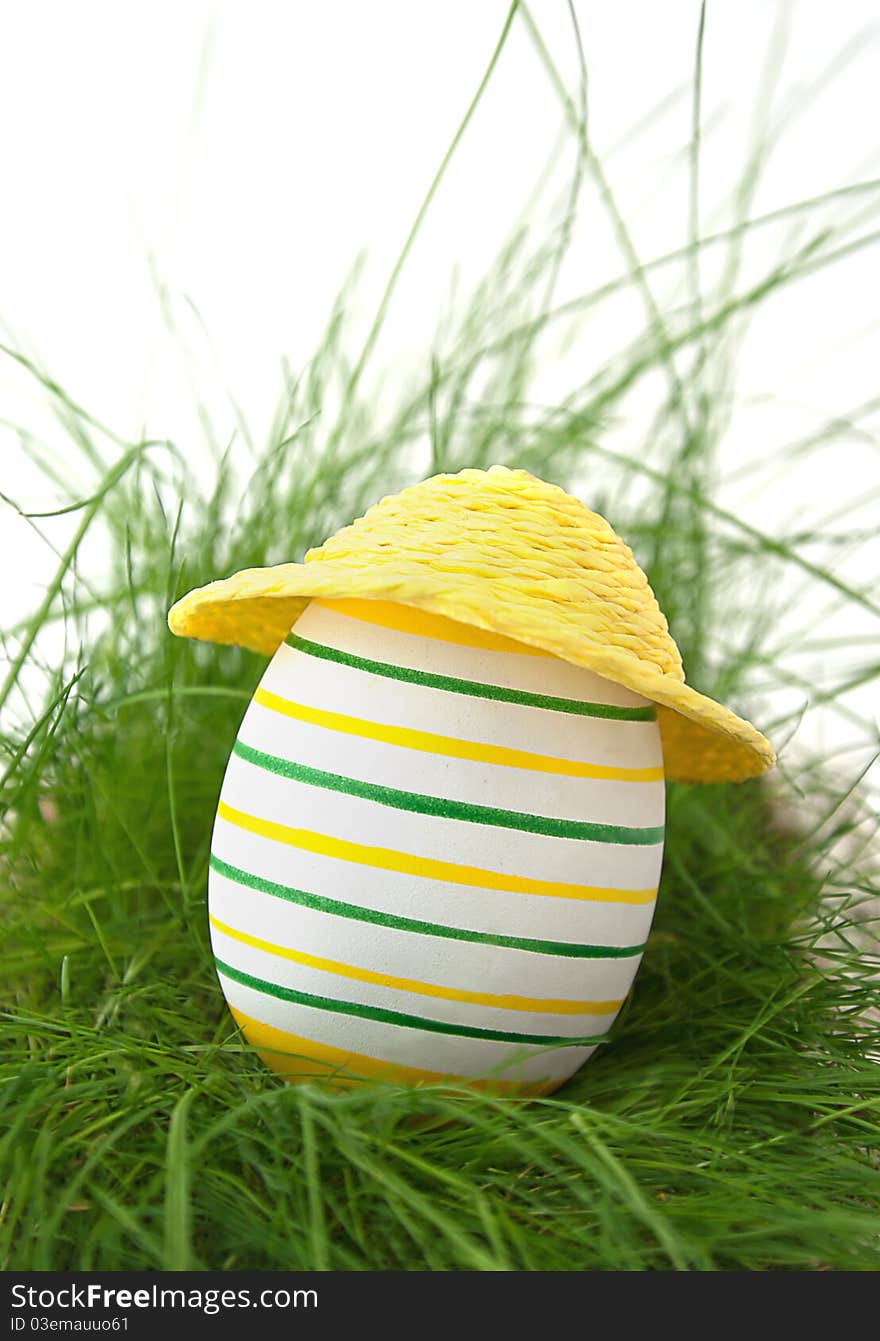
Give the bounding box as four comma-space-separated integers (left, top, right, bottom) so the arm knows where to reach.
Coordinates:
168, 465, 774, 783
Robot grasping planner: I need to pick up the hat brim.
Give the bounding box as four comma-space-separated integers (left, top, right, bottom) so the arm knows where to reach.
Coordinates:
168, 561, 775, 784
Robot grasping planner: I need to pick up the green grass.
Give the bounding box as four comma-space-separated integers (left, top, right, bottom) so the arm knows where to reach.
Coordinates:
1, 3, 879, 1270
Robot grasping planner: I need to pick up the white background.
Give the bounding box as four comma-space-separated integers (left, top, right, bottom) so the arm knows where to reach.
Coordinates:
1, 1, 878, 793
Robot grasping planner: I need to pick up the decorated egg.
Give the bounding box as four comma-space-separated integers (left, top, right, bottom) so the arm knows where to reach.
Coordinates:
208, 597, 665, 1093
169, 466, 774, 1093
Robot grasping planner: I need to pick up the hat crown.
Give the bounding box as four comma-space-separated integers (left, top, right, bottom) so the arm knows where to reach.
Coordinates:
305, 465, 684, 682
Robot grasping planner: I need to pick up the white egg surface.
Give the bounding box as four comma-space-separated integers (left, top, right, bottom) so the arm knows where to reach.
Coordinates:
208, 597, 665, 1094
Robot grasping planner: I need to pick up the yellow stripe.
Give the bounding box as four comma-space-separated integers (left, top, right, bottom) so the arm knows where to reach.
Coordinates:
252, 686, 664, 783
210, 914, 622, 1016
315, 597, 548, 656
215, 800, 657, 906
228, 1006, 558, 1094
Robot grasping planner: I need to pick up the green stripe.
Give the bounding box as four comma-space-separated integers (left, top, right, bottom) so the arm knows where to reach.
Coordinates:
215, 958, 606, 1047
233, 740, 664, 846
285, 633, 656, 721
210, 854, 645, 960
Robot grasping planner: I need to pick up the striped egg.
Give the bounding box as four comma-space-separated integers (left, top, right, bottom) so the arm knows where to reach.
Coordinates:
209, 597, 665, 1094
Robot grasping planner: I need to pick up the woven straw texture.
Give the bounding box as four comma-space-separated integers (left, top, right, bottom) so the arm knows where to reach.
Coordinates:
168, 466, 774, 783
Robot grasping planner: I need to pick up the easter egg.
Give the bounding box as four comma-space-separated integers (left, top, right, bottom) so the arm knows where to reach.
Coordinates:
208, 596, 665, 1094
